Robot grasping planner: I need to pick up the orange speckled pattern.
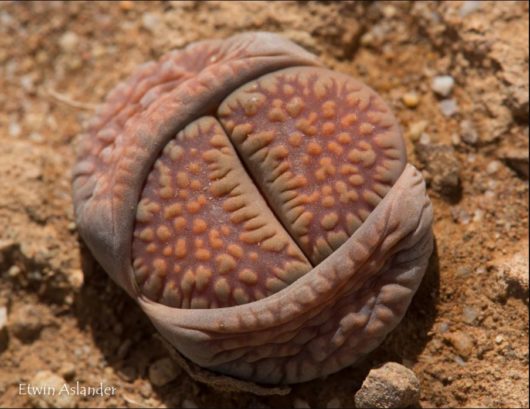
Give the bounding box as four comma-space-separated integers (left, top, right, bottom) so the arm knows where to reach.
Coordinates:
132, 117, 311, 308
72, 32, 433, 384
219, 67, 406, 263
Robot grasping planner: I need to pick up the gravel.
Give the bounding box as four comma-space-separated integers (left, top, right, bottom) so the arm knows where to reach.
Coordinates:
402, 92, 420, 108
28, 371, 76, 408
148, 357, 181, 387
9, 304, 46, 342
495, 250, 529, 299
432, 75, 455, 97
407, 120, 429, 141
500, 148, 529, 179
415, 142, 462, 201
58, 31, 79, 53
460, 1, 482, 17
460, 119, 479, 145
354, 362, 420, 409
486, 160, 502, 175
439, 98, 459, 117
445, 331, 474, 360
142, 12, 160, 32
463, 305, 479, 324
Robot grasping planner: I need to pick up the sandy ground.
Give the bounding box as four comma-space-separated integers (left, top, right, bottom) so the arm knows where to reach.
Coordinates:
0, 1, 528, 408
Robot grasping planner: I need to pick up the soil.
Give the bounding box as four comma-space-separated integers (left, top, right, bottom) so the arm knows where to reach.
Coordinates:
0, 1, 528, 408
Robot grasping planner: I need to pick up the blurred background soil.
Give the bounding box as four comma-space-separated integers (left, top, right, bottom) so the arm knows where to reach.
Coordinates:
0, 1, 528, 408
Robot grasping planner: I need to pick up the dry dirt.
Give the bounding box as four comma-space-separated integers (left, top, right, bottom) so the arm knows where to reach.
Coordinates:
0, 1, 528, 408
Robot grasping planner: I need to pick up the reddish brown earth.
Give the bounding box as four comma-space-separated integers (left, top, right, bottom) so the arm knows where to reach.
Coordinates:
0, 1, 528, 408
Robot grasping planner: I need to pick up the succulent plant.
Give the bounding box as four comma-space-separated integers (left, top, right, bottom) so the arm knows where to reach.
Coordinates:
73, 32, 433, 384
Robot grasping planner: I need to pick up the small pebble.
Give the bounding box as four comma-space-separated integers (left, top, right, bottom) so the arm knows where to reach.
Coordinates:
460, 120, 479, 145
416, 143, 461, 200
486, 160, 501, 175
473, 209, 484, 223
8, 122, 21, 138
408, 120, 429, 141
460, 0, 481, 17
8, 265, 20, 277
9, 304, 45, 342
419, 133, 431, 145
496, 250, 529, 296
382, 5, 397, 18
456, 266, 471, 278
462, 305, 479, 324
402, 92, 420, 108
495, 335, 504, 344
476, 267, 486, 275
446, 331, 474, 359
453, 355, 466, 366
29, 132, 44, 143
500, 148, 529, 179
431, 75, 455, 97
59, 31, 79, 53
439, 99, 459, 117
140, 381, 153, 398
29, 371, 76, 408
484, 190, 495, 199
148, 357, 181, 387
142, 13, 160, 32
451, 207, 471, 225
355, 362, 420, 409
68, 269, 84, 290
438, 322, 449, 334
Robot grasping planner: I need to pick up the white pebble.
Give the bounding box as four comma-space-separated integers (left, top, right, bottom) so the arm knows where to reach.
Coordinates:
495, 335, 504, 344
439, 99, 459, 117
486, 160, 501, 174
438, 322, 449, 333
59, 31, 79, 52
431, 75, 455, 97
142, 13, 160, 32
419, 133, 431, 145
460, 1, 481, 17
8, 121, 21, 138
462, 305, 478, 324
473, 209, 484, 222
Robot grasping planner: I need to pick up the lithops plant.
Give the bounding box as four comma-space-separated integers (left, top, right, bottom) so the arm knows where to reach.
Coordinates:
73, 32, 433, 384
